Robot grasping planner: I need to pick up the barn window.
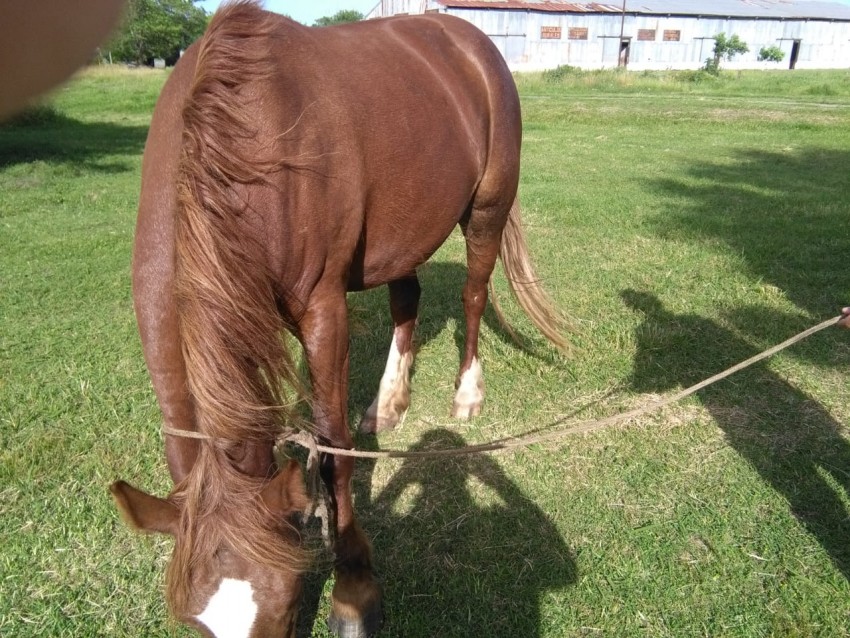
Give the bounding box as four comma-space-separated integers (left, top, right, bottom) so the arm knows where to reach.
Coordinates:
568, 27, 588, 40
541, 26, 562, 39
663, 30, 681, 42
637, 29, 656, 41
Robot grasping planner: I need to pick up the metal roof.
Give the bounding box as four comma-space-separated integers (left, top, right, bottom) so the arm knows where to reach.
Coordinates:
435, 1, 622, 12
435, 0, 850, 19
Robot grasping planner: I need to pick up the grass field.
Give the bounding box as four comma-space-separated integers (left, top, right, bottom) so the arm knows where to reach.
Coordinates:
2, 65, 850, 637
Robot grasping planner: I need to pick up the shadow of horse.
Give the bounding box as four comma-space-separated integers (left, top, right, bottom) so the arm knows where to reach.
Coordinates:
298, 429, 576, 637
622, 290, 850, 580
292, 260, 574, 635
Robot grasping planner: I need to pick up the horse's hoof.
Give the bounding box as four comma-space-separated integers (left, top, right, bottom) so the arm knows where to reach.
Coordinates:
452, 359, 483, 420
451, 400, 482, 420
328, 569, 383, 637
359, 409, 403, 434
327, 602, 383, 637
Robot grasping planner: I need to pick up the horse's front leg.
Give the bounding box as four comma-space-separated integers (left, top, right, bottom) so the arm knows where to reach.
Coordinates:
299, 288, 382, 637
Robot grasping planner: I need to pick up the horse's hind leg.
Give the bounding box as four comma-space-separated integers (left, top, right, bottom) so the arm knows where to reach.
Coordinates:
360, 276, 420, 434
453, 207, 505, 419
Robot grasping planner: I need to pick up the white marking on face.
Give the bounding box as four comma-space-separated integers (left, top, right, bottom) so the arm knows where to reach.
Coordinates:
196, 578, 257, 638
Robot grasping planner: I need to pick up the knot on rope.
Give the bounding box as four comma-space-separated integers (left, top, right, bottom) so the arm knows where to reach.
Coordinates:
277, 428, 330, 546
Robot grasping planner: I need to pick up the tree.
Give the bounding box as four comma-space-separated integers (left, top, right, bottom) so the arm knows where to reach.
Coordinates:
703, 32, 749, 74
758, 45, 786, 63
313, 10, 364, 27
107, 0, 208, 65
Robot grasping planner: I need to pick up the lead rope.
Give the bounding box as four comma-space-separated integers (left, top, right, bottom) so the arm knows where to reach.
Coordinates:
279, 428, 330, 545
276, 315, 843, 458
161, 316, 844, 468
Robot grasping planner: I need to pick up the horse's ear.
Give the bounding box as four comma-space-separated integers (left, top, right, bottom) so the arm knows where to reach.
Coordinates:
261, 459, 309, 518
110, 480, 180, 536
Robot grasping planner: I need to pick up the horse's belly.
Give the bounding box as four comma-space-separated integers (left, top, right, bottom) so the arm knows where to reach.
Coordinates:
350, 209, 459, 290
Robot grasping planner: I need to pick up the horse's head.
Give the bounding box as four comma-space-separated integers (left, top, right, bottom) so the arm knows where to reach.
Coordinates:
111, 458, 310, 637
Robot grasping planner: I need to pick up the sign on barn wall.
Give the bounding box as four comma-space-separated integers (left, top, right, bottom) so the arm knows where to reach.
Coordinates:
541, 26, 562, 39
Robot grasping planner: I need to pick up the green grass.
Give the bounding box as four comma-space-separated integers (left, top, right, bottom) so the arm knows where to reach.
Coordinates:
2, 67, 850, 637
518, 66, 850, 100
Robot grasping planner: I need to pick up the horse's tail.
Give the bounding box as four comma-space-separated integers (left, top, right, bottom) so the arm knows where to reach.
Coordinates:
175, 1, 298, 445
490, 197, 574, 354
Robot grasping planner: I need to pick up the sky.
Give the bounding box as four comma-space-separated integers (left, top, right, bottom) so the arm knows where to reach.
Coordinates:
198, 0, 380, 25
199, 0, 850, 25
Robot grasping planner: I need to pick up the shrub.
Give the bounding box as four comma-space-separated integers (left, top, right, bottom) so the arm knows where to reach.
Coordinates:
703, 33, 749, 75
542, 65, 583, 83
758, 46, 786, 63
702, 57, 721, 76
674, 69, 719, 84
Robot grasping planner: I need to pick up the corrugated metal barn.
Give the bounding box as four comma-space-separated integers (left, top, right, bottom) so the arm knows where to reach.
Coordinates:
366, 0, 850, 71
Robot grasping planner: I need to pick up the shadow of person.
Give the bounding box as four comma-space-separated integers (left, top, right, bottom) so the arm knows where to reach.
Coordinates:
346, 429, 577, 637
621, 289, 850, 579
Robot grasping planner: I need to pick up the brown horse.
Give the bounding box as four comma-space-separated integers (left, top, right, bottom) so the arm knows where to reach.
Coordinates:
111, 2, 568, 636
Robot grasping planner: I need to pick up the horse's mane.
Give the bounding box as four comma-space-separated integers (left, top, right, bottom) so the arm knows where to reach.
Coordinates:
167, 1, 307, 614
